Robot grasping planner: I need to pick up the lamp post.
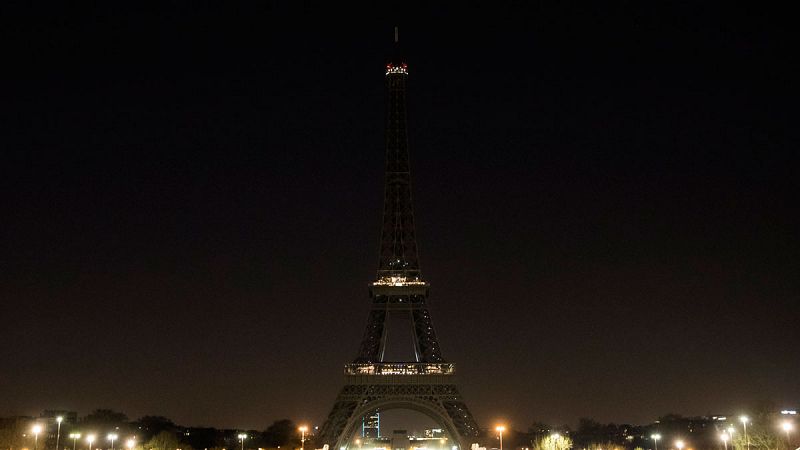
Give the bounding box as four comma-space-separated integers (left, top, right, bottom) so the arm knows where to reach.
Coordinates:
740, 416, 749, 450
238, 433, 247, 450
782, 421, 793, 447
70, 433, 81, 450
33, 425, 43, 450
56, 417, 64, 450
651, 434, 661, 450
125, 439, 135, 450
86, 435, 96, 450
495, 426, 506, 450
298, 426, 308, 450
721, 433, 729, 450
675, 440, 684, 450
108, 434, 118, 450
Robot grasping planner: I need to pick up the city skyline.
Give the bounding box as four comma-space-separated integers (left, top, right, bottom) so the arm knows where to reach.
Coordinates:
3, 3, 797, 432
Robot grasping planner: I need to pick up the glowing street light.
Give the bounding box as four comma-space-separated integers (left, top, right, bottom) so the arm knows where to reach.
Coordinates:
495, 426, 506, 450
782, 421, 793, 446
56, 416, 64, 450
651, 434, 662, 450
69, 433, 82, 450
125, 439, 135, 450
108, 434, 118, 450
298, 426, 308, 450
32, 424, 43, 450
86, 435, 96, 450
675, 440, 684, 450
740, 416, 750, 450
238, 433, 247, 450
720, 433, 729, 450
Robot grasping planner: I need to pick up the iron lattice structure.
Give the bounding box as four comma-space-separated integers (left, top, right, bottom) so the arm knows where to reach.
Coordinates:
315, 47, 480, 450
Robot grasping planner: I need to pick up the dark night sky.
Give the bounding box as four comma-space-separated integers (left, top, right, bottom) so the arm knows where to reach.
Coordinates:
2, 2, 798, 432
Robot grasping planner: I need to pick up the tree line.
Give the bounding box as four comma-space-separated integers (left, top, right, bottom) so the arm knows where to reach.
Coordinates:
0, 410, 303, 450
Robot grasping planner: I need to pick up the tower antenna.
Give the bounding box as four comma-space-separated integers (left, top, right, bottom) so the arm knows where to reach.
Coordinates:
394, 26, 399, 43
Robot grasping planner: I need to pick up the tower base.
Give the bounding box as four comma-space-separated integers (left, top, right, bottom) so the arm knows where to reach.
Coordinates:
316, 377, 480, 450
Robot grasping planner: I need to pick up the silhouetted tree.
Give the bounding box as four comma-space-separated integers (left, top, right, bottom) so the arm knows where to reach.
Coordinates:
529, 422, 553, 441
575, 418, 604, 448
136, 417, 178, 441
82, 409, 129, 429
182, 427, 225, 450
533, 434, 573, 450
262, 420, 297, 448
143, 431, 191, 450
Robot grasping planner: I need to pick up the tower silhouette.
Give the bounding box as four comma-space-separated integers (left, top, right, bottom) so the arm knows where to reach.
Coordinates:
315, 32, 480, 450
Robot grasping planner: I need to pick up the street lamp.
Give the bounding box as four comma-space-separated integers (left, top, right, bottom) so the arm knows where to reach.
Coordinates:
675, 440, 684, 450
740, 416, 750, 450
32, 424, 43, 450
298, 426, 308, 450
108, 434, 118, 450
651, 434, 662, 450
238, 433, 247, 450
125, 439, 135, 450
56, 417, 64, 450
495, 426, 506, 450
720, 433, 729, 450
782, 421, 793, 446
87, 435, 96, 450
70, 433, 81, 450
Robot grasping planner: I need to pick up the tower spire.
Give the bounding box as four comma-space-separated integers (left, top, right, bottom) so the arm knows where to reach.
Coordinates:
377, 37, 417, 282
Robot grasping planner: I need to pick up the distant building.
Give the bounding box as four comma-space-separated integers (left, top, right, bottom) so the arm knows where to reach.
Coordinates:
391, 430, 409, 450
362, 413, 380, 438
0, 416, 38, 450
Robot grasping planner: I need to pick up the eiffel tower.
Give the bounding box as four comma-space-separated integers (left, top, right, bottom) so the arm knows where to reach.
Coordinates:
315, 31, 481, 450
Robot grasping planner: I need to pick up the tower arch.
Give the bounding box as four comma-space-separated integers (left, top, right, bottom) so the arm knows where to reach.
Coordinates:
336, 398, 464, 450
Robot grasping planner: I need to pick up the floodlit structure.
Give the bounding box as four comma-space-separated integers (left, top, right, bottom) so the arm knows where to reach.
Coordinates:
315, 29, 480, 450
